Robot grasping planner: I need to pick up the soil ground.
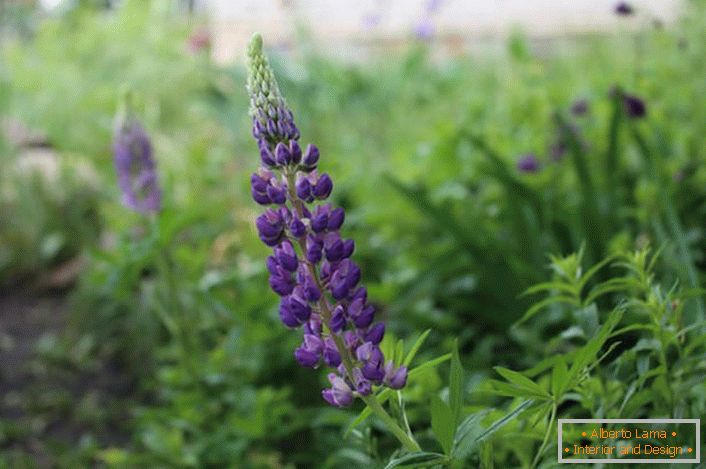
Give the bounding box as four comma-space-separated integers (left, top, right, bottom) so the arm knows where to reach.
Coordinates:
0, 290, 133, 466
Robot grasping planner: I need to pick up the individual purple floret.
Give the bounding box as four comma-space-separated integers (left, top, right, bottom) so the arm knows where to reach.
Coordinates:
517, 153, 540, 173
112, 112, 161, 214
246, 34, 407, 407
614, 2, 633, 16
623, 94, 647, 119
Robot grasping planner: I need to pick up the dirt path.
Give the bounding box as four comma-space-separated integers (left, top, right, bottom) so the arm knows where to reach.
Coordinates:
0, 291, 133, 466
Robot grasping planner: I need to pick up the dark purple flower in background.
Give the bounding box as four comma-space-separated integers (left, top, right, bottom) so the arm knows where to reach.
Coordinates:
246, 34, 407, 407
614, 2, 633, 16
517, 153, 540, 173
623, 94, 647, 119
112, 113, 161, 214
570, 99, 589, 117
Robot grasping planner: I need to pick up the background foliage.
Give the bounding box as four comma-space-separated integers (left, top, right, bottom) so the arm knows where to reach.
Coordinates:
1, 1, 704, 467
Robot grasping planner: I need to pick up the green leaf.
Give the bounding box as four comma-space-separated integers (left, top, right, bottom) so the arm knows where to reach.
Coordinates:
403, 329, 432, 367
449, 340, 464, 431
452, 409, 491, 459
551, 356, 569, 398
431, 395, 455, 455
577, 255, 616, 291
383, 452, 447, 469
521, 281, 577, 297
566, 308, 623, 385
395, 339, 405, 364
475, 400, 534, 442
517, 295, 579, 324
453, 400, 534, 459
410, 353, 452, 376
494, 367, 550, 398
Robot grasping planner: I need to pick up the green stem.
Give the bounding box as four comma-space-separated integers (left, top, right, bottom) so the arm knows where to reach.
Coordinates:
531, 403, 557, 469
150, 215, 198, 376
361, 394, 422, 452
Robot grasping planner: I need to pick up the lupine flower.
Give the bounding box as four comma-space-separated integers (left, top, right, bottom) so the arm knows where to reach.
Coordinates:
361, 13, 382, 30
614, 2, 633, 16
570, 99, 589, 117
414, 18, 435, 40
517, 153, 540, 173
622, 93, 647, 119
112, 109, 161, 214
246, 34, 407, 407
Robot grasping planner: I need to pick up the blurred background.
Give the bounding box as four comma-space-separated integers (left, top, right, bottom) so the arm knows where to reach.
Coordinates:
1, 0, 704, 467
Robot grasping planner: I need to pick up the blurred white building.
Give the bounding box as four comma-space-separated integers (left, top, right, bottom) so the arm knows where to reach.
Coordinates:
206, 0, 683, 64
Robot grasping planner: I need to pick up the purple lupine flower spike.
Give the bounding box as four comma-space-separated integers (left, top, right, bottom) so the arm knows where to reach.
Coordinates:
246, 33, 407, 407
112, 103, 161, 214
517, 153, 541, 173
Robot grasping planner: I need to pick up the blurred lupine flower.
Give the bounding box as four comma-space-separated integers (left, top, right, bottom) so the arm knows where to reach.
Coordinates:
415, 0, 444, 40
246, 34, 407, 407
112, 108, 161, 214
424, 0, 444, 14
622, 93, 647, 119
361, 12, 382, 30
614, 2, 633, 16
517, 153, 540, 173
414, 18, 435, 40
570, 99, 589, 117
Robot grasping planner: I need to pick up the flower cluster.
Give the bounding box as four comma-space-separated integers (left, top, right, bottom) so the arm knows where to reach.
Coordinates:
246, 34, 407, 407
112, 111, 161, 214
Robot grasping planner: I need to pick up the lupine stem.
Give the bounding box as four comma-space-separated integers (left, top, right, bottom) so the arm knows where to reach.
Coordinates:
284, 171, 421, 452
362, 394, 422, 452
150, 215, 198, 376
